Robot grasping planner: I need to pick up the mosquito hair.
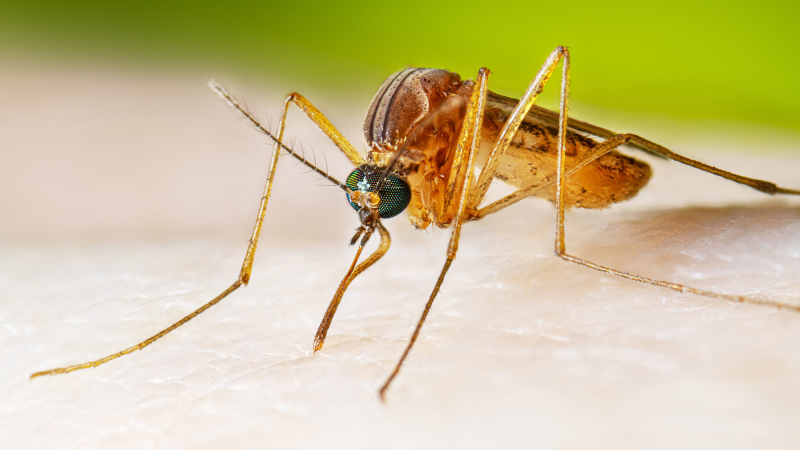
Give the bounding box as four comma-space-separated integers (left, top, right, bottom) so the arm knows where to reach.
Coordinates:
209, 80, 346, 191
298, 142, 321, 177
321, 147, 330, 178
310, 144, 319, 173
295, 141, 323, 179
264, 113, 273, 133
295, 138, 304, 164
288, 136, 300, 157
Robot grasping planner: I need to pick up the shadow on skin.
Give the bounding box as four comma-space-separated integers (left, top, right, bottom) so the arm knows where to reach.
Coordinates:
559, 200, 800, 301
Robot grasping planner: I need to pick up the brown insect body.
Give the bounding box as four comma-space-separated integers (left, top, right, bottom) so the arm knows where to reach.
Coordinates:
364, 68, 652, 230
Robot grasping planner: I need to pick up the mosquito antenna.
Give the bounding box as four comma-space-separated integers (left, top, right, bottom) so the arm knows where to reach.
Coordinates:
373, 94, 465, 193
209, 80, 348, 192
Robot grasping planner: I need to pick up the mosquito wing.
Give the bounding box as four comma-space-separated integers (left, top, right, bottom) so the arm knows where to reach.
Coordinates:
486, 91, 667, 159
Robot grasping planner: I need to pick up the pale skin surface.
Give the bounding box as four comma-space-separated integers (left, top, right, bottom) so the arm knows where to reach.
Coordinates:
3, 60, 800, 448
27, 48, 800, 397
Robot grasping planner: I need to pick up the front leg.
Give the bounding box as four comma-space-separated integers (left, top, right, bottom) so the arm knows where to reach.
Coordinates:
379, 67, 490, 401
468, 46, 569, 210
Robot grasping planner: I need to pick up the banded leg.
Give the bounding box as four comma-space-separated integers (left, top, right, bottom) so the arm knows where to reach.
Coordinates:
379, 67, 490, 400
30, 83, 357, 379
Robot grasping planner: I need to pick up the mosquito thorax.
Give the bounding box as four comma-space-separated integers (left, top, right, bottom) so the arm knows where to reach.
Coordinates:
363, 68, 468, 151
346, 166, 411, 219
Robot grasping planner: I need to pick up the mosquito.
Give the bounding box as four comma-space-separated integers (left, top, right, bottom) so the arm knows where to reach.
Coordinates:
30, 46, 800, 400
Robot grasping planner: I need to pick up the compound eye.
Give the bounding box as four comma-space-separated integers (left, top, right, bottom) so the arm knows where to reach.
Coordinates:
345, 169, 411, 219
346, 169, 367, 212
375, 174, 411, 218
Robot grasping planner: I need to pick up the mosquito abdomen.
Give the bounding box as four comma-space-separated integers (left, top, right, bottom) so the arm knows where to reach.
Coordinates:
481, 106, 652, 209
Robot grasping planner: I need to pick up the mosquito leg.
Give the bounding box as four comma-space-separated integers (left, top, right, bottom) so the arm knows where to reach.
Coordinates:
313, 222, 391, 352
475, 133, 800, 310
30, 282, 245, 379
280, 92, 364, 166
379, 68, 490, 401
552, 137, 800, 311
468, 46, 569, 209
470, 52, 799, 219
259, 89, 392, 353
470, 129, 800, 311
30, 83, 351, 379
539, 51, 800, 313
620, 134, 800, 196
314, 94, 472, 350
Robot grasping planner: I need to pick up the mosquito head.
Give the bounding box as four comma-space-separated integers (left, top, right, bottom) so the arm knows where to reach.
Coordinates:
345, 165, 411, 223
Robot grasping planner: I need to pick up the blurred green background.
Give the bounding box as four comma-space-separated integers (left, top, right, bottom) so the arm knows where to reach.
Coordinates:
1, 0, 798, 131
